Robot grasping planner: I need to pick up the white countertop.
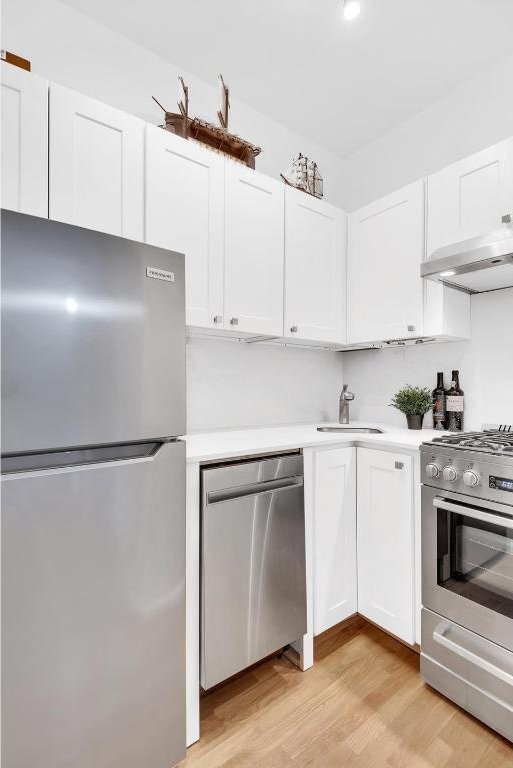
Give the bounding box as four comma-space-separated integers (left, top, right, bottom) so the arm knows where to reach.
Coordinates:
183, 422, 444, 463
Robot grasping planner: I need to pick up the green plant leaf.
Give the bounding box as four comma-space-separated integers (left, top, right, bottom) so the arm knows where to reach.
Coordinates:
389, 385, 432, 416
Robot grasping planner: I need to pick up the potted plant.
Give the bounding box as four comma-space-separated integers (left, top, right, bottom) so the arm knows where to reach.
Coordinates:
390, 385, 432, 430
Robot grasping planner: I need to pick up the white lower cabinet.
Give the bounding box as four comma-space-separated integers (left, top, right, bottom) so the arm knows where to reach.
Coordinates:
357, 447, 415, 644
313, 447, 357, 635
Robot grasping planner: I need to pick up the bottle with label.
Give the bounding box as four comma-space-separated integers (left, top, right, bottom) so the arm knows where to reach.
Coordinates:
432, 372, 447, 430
446, 370, 464, 432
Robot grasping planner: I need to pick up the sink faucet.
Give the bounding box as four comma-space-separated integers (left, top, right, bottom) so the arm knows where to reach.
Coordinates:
339, 384, 355, 424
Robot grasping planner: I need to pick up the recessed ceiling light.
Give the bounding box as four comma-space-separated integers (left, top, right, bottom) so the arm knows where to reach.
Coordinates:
342, 0, 361, 20
440, 270, 456, 278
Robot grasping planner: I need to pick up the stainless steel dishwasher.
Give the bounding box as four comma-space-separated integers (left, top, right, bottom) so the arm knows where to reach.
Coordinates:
201, 452, 306, 689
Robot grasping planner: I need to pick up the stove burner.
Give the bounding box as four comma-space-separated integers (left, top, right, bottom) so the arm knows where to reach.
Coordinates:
429, 430, 513, 456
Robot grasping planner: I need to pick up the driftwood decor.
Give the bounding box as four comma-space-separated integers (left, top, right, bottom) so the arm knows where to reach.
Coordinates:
152, 75, 261, 169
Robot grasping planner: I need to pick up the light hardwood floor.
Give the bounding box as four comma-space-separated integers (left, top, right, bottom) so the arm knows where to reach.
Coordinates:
183, 617, 513, 767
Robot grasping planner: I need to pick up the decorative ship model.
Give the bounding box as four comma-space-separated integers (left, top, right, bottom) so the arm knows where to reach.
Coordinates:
153, 75, 261, 168
281, 153, 324, 199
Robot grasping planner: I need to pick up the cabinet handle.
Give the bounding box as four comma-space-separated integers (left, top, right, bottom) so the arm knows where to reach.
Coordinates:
502, 213, 512, 225
395, 461, 404, 470
290, 326, 298, 333
407, 325, 415, 333
213, 315, 222, 324
230, 317, 239, 326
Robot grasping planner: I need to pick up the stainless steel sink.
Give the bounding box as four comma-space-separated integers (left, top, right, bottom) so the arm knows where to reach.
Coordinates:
316, 426, 384, 434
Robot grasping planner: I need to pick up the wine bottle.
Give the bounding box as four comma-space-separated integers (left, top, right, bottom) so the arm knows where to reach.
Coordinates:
432, 372, 447, 431
446, 370, 464, 432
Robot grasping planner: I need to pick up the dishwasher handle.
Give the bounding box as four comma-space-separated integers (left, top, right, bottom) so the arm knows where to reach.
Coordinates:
206, 475, 303, 505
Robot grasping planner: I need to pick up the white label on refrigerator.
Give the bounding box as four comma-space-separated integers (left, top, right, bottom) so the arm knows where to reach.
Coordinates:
146, 267, 175, 282
446, 396, 464, 412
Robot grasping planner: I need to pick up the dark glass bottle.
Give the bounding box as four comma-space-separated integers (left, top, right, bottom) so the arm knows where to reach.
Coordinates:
446, 370, 464, 432
432, 372, 447, 431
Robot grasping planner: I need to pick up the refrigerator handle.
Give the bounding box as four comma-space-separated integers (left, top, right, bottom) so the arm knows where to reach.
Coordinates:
1, 439, 179, 476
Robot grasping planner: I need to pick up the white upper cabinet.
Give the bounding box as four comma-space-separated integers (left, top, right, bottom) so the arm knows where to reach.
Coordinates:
347, 180, 424, 344
313, 447, 357, 635
284, 188, 346, 344
357, 448, 415, 645
145, 126, 224, 329
49, 84, 144, 240
427, 138, 513, 256
224, 163, 284, 336
1, 63, 48, 217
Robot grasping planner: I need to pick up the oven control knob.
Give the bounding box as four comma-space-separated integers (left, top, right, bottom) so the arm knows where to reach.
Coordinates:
463, 469, 479, 488
443, 466, 458, 482
425, 462, 440, 479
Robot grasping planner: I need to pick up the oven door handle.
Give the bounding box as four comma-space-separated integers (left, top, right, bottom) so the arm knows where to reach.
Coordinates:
433, 626, 513, 687
433, 497, 513, 531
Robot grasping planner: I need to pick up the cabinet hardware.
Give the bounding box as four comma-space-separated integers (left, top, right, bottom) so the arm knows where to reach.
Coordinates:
395, 461, 404, 470
213, 315, 222, 324
290, 326, 298, 333
502, 213, 512, 225
230, 317, 239, 326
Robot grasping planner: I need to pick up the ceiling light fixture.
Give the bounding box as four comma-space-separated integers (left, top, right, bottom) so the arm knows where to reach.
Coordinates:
342, 0, 361, 20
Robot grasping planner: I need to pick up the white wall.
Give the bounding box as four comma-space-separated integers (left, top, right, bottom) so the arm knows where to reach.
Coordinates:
343, 288, 513, 431
186, 337, 344, 433
338, 50, 513, 211
1, 0, 346, 207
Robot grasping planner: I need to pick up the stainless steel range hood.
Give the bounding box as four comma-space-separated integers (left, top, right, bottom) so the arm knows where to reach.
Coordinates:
421, 219, 513, 293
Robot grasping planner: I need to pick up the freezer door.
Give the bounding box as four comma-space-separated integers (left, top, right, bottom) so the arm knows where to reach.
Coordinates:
2, 440, 185, 768
1, 210, 185, 452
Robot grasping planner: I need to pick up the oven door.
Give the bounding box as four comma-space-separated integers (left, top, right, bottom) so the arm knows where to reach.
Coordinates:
422, 484, 513, 652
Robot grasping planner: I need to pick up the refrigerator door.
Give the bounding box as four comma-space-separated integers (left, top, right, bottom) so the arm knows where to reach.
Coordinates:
1, 440, 185, 768
1, 210, 185, 453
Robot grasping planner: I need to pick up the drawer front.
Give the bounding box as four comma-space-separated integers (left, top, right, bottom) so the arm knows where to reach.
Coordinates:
421, 608, 513, 709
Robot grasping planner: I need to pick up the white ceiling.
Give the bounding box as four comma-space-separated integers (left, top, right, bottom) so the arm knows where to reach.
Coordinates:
60, 0, 513, 158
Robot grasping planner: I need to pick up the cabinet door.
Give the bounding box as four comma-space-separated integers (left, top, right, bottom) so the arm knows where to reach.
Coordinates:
1, 63, 48, 217
145, 126, 224, 329
347, 180, 424, 344
357, 448, 415, 644
313, 447, 357, 635
49, 84, 144, 240
284, 188, 346, 344
427, 138, 513, 256
224, 163, 284, 336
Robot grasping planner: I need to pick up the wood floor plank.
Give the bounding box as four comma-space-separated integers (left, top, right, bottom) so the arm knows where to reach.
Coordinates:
183, 620, 513, 768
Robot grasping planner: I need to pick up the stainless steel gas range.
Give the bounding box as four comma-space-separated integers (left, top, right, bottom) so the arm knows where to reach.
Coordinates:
420, 430, 513, 741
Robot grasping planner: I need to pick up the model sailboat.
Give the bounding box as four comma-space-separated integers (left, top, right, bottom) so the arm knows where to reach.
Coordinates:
281, 153, 324, 198
152, 75, 261, 168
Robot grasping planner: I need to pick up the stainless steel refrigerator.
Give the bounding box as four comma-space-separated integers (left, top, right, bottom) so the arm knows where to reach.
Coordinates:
1, 210, 186, 768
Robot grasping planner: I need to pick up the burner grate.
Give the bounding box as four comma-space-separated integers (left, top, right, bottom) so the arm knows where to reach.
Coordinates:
430, 430, 513, 456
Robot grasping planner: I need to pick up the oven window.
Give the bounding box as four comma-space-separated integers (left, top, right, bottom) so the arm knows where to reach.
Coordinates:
437, 508, 513, 620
